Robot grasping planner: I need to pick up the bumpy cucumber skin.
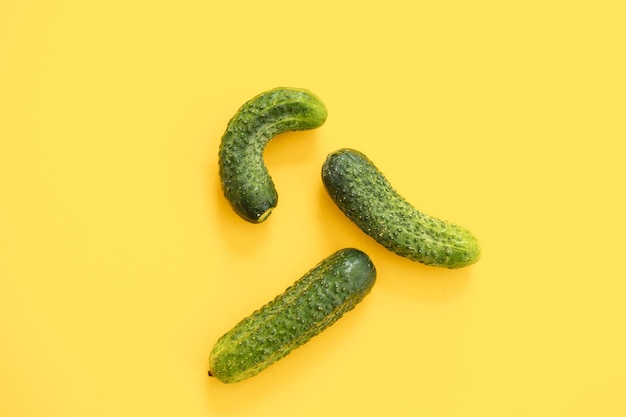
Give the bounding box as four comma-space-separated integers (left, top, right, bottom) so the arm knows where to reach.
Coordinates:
321, 149, 480, 269
208, 248, 376, 383
218, 87, 328, 223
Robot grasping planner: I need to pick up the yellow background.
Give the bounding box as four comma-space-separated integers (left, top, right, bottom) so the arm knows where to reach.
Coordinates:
1, 1, 625, 416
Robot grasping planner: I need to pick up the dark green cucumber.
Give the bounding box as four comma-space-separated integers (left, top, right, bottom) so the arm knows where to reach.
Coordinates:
218, 87, 327, 223
208, 248, 376, 383
321, 149, 480, 269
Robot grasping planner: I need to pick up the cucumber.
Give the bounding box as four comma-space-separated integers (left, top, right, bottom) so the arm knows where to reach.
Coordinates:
321, 148, 481, 269
208, 248, 376, 383
218, 87, 328, 223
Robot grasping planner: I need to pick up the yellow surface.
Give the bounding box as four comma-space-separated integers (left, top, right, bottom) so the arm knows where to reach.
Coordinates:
1, 1, 625, 416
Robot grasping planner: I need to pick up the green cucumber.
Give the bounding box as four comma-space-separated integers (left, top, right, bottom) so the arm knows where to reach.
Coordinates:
218, 87, 328, 223
321, 149, 480, 269
208, 248, 376, 383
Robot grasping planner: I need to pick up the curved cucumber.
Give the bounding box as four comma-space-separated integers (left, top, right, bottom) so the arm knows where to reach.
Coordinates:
208, 248, 376, 383
218, 87, 328, 223
321, 149, 480, 269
